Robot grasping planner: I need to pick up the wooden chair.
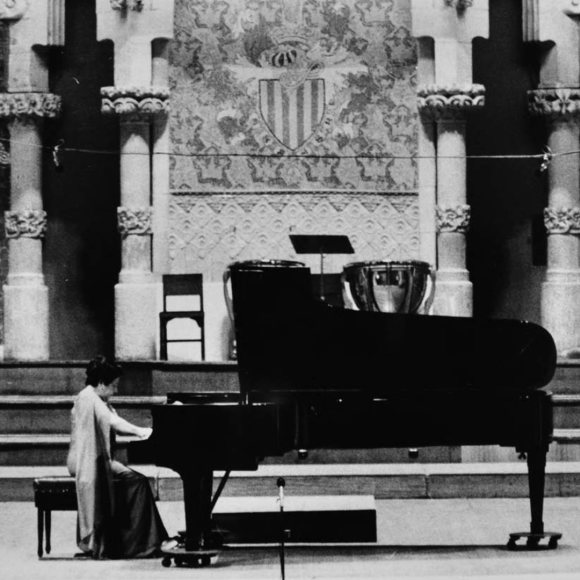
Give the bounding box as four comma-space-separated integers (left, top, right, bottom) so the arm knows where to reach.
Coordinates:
159, 274, 205, 360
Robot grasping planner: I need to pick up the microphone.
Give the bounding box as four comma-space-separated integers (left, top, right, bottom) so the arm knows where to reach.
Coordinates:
277, 477, 285, 506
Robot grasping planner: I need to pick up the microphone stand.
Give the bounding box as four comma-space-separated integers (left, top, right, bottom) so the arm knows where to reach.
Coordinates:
277, 477, 286, 580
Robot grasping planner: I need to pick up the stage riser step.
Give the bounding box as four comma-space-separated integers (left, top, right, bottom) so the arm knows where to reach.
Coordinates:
551, 363, 580, 394
0, 407, 153, 434
0, 394, 578, 435
4, 465, 580, 502
0, 442, 461, 466
0, 362, 239, 396
2, 407, 579, 434
0, 360, 579, 396
0, 439, 577, 466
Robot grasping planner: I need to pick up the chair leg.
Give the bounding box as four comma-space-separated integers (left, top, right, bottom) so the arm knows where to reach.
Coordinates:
45, 510, 51, 554
37, 509, 44, 558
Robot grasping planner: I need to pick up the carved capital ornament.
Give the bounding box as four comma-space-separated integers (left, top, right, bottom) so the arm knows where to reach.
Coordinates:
418, 84, 485, 120
436, 204, 471, 233
4, 209, 47, 238
117, 207, 153, 237
101, 86, 169, 117
0, 93, 61, 120
544, 207, 580, 234
528, 88, 580, 118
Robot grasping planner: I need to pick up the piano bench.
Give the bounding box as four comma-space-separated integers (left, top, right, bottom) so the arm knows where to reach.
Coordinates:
33, 476, 77, 558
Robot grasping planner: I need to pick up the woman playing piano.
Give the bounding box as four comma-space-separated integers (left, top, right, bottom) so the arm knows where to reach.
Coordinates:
66, 355, 168, 559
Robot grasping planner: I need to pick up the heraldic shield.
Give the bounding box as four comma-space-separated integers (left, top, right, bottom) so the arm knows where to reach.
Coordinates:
259, 78, 326, 151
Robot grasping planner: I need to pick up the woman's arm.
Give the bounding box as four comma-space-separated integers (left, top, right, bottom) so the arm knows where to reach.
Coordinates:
109, 413, 152, 439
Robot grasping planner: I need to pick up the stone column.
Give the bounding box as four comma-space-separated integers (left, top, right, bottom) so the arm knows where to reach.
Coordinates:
0, 0, 64, 360
529, 89, 580, 354
411, 0, 489, 317
1, 94, 61, 360
96, 0, 174, 359
101, 88, 169, 359
522, 1, 580, 355
418, 86, 484, 316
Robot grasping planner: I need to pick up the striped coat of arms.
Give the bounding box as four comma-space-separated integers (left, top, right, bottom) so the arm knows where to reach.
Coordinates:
259, 78, 326, 150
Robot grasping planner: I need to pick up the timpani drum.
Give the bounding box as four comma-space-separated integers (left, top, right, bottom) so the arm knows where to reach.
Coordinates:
223, 260, 305, 359
341, 260, 435, 314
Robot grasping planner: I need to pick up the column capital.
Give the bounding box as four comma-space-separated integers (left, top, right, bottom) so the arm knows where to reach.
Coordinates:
544, 206, 580, 234
0, 92, 61, 120
4, 209, 47, 238
117, 206, 153, 237
436, 204, 471, 233
101, 86, 169, 117
418, 84, 485, 119
528, 87, 580, 118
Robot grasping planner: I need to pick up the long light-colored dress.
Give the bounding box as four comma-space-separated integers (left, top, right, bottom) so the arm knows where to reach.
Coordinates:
67, 386, 167, 558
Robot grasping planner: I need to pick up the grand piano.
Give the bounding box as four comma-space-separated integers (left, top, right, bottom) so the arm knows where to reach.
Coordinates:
143, 263, 560, 566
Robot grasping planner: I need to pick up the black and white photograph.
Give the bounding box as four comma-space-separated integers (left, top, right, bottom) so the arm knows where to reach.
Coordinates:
1, 0, 580, 578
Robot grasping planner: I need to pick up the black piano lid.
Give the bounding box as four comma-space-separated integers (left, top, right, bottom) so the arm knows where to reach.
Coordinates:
230, 264, 557, 398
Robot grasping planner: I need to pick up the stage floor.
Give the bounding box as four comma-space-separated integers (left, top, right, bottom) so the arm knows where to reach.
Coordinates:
2, 498, 580, 579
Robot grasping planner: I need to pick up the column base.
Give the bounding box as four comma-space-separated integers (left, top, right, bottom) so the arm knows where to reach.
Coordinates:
3, 283, 49, 360
115, 280, 160, 360
542, 271, 580, 356
432, 269, 472, 317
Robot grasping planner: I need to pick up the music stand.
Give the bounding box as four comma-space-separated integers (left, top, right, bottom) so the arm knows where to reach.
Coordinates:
290, 234, 354, 300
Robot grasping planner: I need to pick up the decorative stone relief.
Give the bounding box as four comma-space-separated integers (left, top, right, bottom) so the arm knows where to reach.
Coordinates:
169, 0, 418, 192
544, 207, 580, 234
117, 207, 153, 237
101, 86, 169, 116
110, 0, 143, 11
0, 0, 29, 20
436, 205, 471, 233
418, 85, 485, 120
168, 192, 420, 282
528, 88, 580, 117
0, 93, 61, 119
4, 209, 47, 238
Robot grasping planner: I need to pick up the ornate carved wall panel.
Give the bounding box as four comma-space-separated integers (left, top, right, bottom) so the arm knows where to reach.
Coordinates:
168, 0, 419, 273
169, 192, 419, 281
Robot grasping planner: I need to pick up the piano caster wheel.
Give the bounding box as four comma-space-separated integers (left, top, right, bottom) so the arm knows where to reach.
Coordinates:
192, 555, 211, 567
161, 557, 172, 567
526, 536, 540, 549
507, 532, 562, 550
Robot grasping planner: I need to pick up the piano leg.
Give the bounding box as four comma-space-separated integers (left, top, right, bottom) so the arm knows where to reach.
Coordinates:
160, 467, 217, 567
527, 446, 546, 537
507, 445, 562, 550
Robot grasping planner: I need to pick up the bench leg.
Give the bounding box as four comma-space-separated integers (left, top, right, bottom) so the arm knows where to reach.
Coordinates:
37, 509, 43, 558
45, 510, 51, 555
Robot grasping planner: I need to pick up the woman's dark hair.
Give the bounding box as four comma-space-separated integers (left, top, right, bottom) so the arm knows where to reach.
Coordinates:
85, 355, 122, 386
